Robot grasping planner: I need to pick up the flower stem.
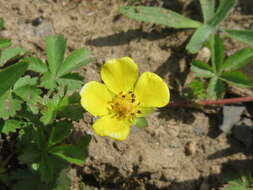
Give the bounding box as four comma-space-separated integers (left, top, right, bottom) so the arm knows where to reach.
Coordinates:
169, 96, 253, 107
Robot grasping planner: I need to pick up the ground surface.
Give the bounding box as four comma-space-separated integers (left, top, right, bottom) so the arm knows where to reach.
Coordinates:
0, 0, 253, 189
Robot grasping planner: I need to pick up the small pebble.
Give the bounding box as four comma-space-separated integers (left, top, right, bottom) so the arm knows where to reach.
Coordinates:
32, 16, 43, 26
185, 141, 196, 156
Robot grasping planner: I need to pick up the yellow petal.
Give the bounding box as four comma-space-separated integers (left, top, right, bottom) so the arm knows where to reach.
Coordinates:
80, 81, 112, 116
101, 57, 138, 94
92, 116, 130, 140
134, 72, 170, 107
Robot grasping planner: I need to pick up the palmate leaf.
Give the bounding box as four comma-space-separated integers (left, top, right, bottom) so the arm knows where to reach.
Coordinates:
13, 85, 42, 114
0, 119, 21, 135
40, 96, 64, 125
49, 145, 85, 166
57, 73, 84, 94
199, 0, 215, 23
0, 39, 11, 49
225, 29, 253, 47
210, 35, 224, 73
40, 71, 57, 90
120, 6, 201, 29
222, 48, 253, 71
48, 121, 73, 147
57, 92, 83, 121
13, 76, 38, 90
25, 56, 48, 73
45, 34, 66, 75
207, 77, 226, 99
40, 96, 70, 125
0, 62, 28, 97
0, 90, 22, 119
57, 48, 93, 77
0, 47, 28, 66
187, 0, 236, 53
191, 60, 215, 77
219, 71, 252, 88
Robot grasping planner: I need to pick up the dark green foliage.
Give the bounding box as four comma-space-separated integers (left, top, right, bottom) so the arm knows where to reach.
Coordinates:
119, 0, 253, 53
0, 34, 92, 189
190, 35, 252, 99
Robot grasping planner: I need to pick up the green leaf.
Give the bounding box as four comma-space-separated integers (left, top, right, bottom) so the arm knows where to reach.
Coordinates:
207, 77, 225, 99
186, 24, 214, 53
209, 0, 236, 27
135, 117, 148, 128
57, 73, 84, 94
12, 170, 48, 190
0, 90, 22, 119
52, 168, 71, 190
58, 104, 83, 121
48, 121, 73, 147
186, 78, 208, 100
0, 119, 21, 135
186, 0, 236, 53
0, 18, 4, 29
18, 143, 41, 164
49, 145, 85, 166
210, 35, 224, 73
41, 71, 57, 90
219, 71, 252, 88
13, 76, 38, 90
45, 34, 66, 75
14, 85, 42, 114
0, 39, 11, 49
57, 48, 92, 77
57, 93, 83, 121
25, 56, 48, 73
191, 60, 215, 77
0, 62, 28, 96
225, 29, 253, 47
0, 47, 28, 66
38, 155, 54, 184
76, 134, 91, 148
199, 0, 215, 23
120, 6, 202, 29
40, 96, 69, 125
222, 48, 253, 71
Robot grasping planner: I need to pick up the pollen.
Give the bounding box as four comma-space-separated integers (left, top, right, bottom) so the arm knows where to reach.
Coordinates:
109, 91, 140, 120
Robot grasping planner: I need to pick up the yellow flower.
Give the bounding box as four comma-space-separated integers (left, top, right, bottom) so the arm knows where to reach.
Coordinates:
80, 57, 170, 140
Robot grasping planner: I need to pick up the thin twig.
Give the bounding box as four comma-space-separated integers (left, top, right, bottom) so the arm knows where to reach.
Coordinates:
169, 96, 253, 107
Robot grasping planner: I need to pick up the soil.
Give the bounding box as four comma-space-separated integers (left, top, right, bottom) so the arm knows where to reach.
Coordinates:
1, 0, 253, 190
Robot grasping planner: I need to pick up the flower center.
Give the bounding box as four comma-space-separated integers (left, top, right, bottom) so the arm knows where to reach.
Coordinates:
109, 91, 141, 120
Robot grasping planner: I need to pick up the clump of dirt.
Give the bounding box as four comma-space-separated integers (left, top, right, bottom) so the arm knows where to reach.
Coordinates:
1, 0, 253, 190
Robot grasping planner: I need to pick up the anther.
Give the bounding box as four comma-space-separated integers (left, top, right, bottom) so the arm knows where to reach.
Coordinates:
137, 110, 141, 114
131, 99, 135, 103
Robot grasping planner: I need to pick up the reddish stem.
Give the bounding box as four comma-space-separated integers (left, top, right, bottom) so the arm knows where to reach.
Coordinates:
169, 96, 253, 107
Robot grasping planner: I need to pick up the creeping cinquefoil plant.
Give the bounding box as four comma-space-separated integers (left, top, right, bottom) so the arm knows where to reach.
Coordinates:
80, 57, 170, 140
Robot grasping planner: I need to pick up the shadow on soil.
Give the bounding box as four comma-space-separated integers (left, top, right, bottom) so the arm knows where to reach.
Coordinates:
80, 158, 253, 190
86, 28, 177, 47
